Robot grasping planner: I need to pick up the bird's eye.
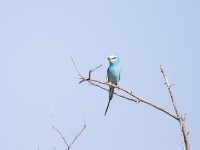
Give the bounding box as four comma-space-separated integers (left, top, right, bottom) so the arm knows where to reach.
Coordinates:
113, 57, 116, 59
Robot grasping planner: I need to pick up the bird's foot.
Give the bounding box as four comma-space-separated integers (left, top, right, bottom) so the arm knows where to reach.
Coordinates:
116, 84, 121, 89
107, 82, 112, 86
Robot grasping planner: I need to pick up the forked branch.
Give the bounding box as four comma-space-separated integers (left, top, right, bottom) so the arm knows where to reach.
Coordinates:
52, 111, 86, 150
160, 65, 190, 150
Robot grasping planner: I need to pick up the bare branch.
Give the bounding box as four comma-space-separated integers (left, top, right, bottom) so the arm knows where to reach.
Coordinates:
160, 65, 179, 117
181, 119, 190, 150
160, 65, 190, 150
89, 64, 102, 79
69, 114, 86, 149
71, 57, 82, 77
79, 64, 103, 84
52, 111, 86, 150
90, 65, 103, 72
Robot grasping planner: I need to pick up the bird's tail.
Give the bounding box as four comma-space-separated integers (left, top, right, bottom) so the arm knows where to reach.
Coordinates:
104, 86, 115, 116
109, 86, 114, 101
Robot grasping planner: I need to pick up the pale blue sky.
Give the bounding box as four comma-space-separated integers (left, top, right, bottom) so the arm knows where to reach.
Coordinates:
0, 0, 199, 150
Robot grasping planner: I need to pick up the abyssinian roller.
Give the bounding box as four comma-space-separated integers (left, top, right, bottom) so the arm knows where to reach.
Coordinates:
105, 55, 121, 116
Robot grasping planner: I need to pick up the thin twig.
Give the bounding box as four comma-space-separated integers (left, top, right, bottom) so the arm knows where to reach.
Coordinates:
53, 127, 70, 148
65, 131, 80, 138
51, 110, 56, 150
69, 114, 87, 149
71, 57, 82, 77
52, 111, 87, 150
89, 64, 102, 79
79, 64, 103, 84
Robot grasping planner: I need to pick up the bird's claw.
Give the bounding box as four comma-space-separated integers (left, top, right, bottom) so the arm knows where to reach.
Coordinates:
107, 82, 121, 89
116, 84, 120, 89
116, 85, 120, 89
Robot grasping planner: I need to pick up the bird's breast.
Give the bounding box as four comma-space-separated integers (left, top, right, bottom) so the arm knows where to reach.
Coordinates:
108, 66, 120, 83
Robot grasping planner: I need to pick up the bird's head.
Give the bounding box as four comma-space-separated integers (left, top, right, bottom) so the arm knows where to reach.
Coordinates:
107, 55, 119, 64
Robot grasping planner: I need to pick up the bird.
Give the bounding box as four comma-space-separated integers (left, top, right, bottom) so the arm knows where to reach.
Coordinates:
104, 55, 121, 116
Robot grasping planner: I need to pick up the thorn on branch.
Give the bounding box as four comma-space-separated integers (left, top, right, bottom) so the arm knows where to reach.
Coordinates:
170, 83, 175, 88
184, 114, 187, 122
187, 129, 191, 136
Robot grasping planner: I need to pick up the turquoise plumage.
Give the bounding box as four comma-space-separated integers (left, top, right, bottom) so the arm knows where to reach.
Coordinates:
105, 55, 121, 116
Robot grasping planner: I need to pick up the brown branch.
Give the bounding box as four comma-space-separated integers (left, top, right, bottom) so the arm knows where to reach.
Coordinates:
79, 64, 103, 84
160, 65, 179, 117
88, 78, 178, 120
160, 65, 190, 150
89, 64, 103, 79
88, 81, 138, 102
